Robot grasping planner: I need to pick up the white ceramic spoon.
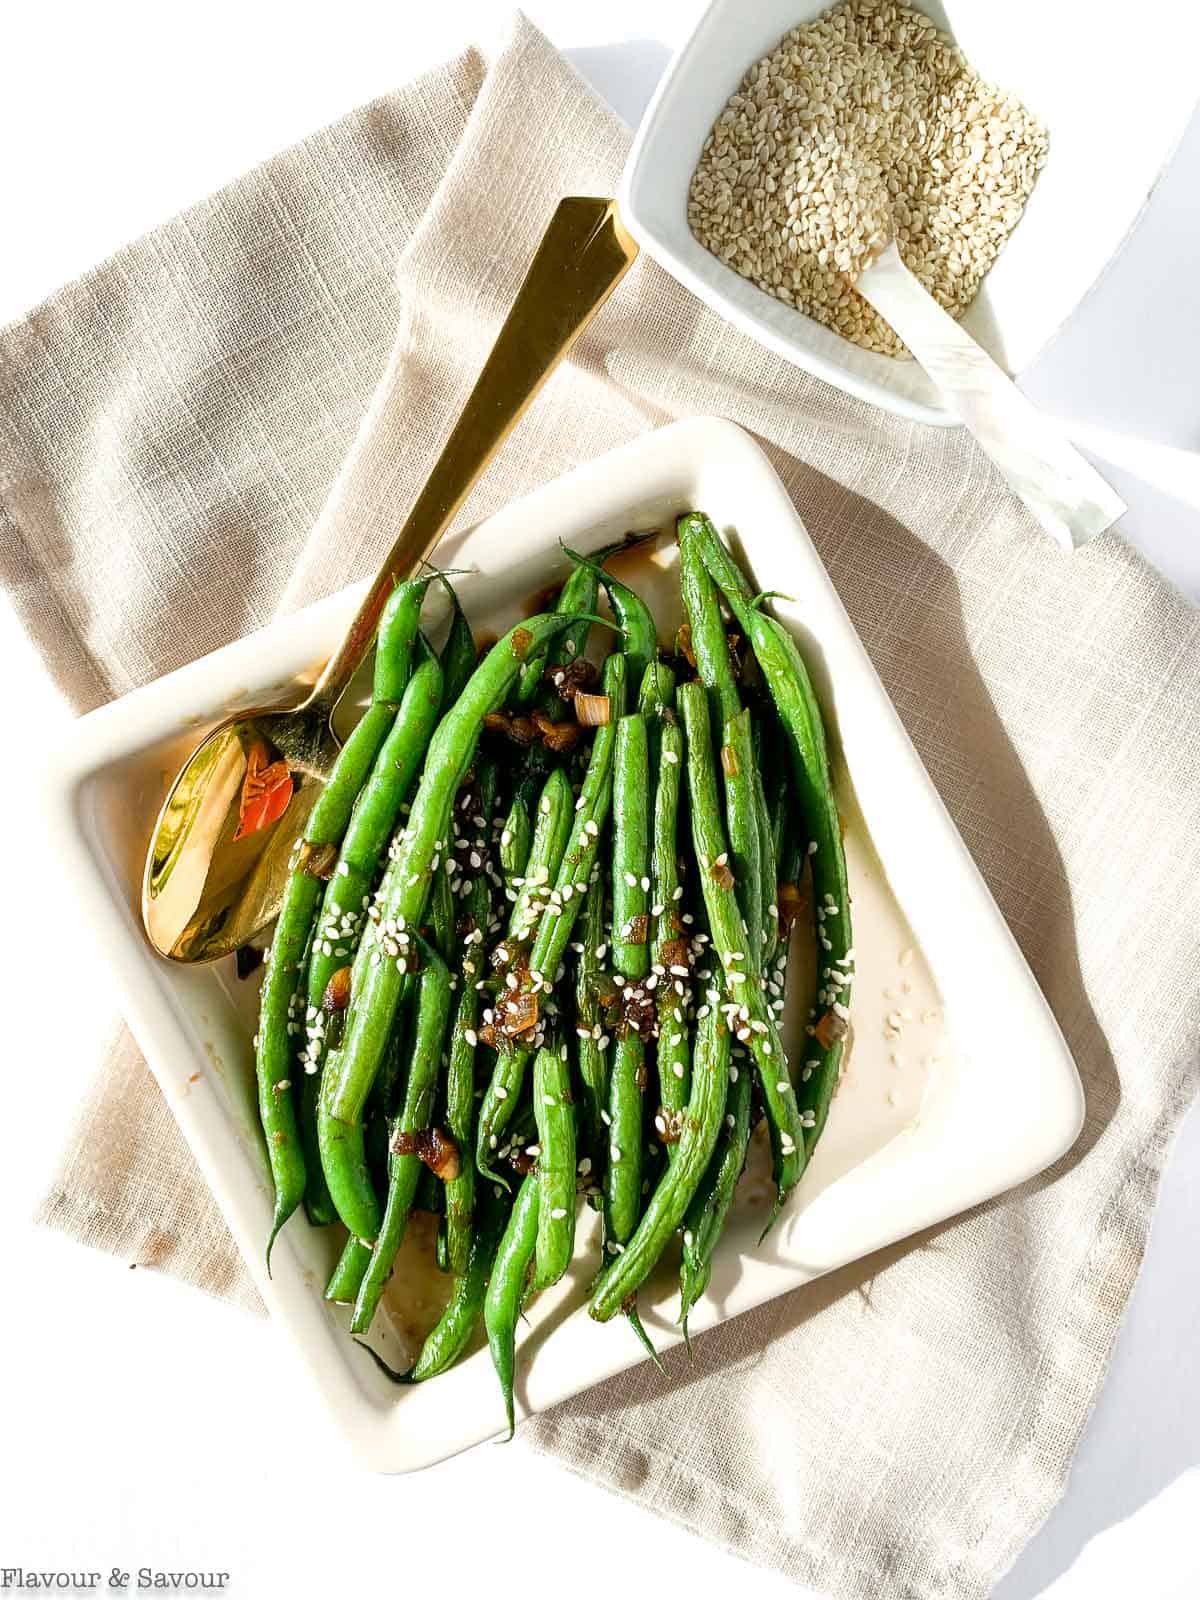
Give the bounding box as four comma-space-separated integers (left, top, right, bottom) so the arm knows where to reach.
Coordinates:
856, 241, 1126, 552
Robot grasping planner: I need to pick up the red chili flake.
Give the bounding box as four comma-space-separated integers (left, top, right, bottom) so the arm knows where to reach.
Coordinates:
234, 738, 294, 840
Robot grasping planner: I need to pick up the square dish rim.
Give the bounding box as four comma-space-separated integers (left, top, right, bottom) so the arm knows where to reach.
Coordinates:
41, 415, 1084, 1471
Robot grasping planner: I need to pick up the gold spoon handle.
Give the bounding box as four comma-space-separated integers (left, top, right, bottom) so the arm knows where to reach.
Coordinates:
312, 196, 639, 710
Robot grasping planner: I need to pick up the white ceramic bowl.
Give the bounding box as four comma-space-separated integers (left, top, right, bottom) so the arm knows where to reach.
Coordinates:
44, 418, 1083, 1469
620, 0, 1200, 424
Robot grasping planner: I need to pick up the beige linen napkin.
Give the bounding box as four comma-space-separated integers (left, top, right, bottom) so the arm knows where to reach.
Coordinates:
4, 14, 1198, 1598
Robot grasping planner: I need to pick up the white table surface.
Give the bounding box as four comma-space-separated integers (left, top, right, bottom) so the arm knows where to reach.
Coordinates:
2, 5, 1197, 1597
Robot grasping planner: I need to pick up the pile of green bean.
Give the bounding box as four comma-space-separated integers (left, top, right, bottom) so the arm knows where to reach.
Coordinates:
252, 513, 852, 1431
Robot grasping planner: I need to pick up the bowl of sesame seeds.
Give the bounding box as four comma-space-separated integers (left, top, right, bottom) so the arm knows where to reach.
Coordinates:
620, 0, 1200, 424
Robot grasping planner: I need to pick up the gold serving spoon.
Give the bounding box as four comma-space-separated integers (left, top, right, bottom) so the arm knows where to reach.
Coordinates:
143, 197, 639, 963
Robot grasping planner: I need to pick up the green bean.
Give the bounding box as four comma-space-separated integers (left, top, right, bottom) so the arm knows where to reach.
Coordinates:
499, 791, 533, 899
257, 700, 399, 1265
637, 658, 677, 723
676, 514, 755, 630
429, 861, 456, 963
678, 681, 805, 1221
321, 612, 577, 1132
763, 724, 789, 887
686, 515, 852, 1155
604, 712, 651, 1248
298, 639, 445, 1220
591, 996, 730, 1320
680, 528, 768, 959
307, 643, 444, 1004
678, 1051, 752, 1347
373, 575, 435, 705
746, 614, 851, 1151
325, 1236, 374, 1305
372, 978, 414, 1117
679, 532, 740, 730
532, 1044, 577, 1289
513, 551, 604, 710
318, 1044, 382, 1245
572, 874, 611, 1157
637, 658, 677, 834
298, 1002, 339, 1228
610, 714, 651, 977
771, 816, 804, 1027
527, 652, 625, 986
351, 938, 453, 1334
484, 1171, 539, 1438
357, 1185, 509, 1382
443, 760, 498, 1275
751, 721, 780, 966
506, 766, 574, 945
721, 708, 764, 959
475, 1046, 531, 1188
474, 767, 574, 1179
564, 546, 657, 689
438, 580, 476, 705
650, 715, 690, 1135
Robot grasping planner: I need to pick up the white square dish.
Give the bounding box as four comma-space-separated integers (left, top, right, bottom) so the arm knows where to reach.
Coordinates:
619, 0, 1200, 425
44, 417, 1083, 1470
